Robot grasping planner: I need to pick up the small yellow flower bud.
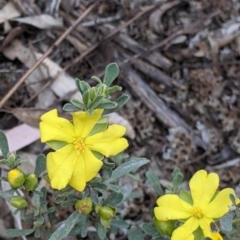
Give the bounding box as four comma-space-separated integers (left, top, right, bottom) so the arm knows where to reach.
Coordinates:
153, 218, 174, 236
24, 174, 38, 191
75, 197, 93, 215
10, 196, 27, 209
99, 206, 116, 221
7, 168, 25, 188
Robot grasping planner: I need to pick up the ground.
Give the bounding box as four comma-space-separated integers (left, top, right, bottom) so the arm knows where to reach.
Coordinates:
0, 0, 240, 239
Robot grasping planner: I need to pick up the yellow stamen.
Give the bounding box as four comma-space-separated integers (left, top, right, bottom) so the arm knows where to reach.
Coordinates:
192, 206, 203, 218
74, 138, 86, 154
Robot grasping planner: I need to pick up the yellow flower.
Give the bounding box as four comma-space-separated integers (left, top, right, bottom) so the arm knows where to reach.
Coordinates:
154, 170, 235, 240
40, 109, 128, 191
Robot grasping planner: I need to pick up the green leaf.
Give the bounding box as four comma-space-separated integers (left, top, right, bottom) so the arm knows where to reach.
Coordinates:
82, 91, 89, 105
4, 229, 35, 237
0, 189, 15, 198
91, 76, 102, 84
97, 222, 106, 240
69, 215, 88, 237
220, 211, 235, 231
103, 63, 119, 87
180, 190, 193, 205
104, 192, 124, 207
111, 219, 129, 228
103, 94, 130, 114
75, 79, 91, 95
128, 228, 144, 240
70, 99, 85, 110
88, 95, 104, 109
46, 141, 68, 151
0, 130, 9, 159
172, 167, 183, 192
142, 223, 159, 236
49, 211, 80, 240
108, 85, 122, 93
34, 154, 46, 177
146, 171, 163, 196
109, 157, 150, 181
88, 118, 107, 137
98, 100, 117, 110
34, 228, 41, 238
61, 199, 77, 207
63, 103, 79, 112
90, 188, 99, 204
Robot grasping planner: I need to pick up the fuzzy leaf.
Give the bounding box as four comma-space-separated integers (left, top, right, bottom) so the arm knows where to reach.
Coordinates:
4, 229, 35, 237
34, 154, 46, 177
49, 211, 80, 240
103, 63, 119, 87
146, 171, 163, 196
109, 157, 149, 181
0, 130, 9, 158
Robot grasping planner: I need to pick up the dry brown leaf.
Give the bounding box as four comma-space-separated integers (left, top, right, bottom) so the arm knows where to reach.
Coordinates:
3, 39, 77, 107
12, 14, 63, 29
3, 124, 40, 153
149, 0, 181, 34
66, 35, 87, 53
11, 108, 46, 128
0, 1, 21, 24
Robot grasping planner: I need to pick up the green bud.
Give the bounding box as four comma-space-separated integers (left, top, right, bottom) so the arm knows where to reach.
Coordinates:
99, 206, 116, 221
24, 174, 38, 191
7, 168, 25, 188
153, 218, 174, 236
75, 197, 93, 215
10, 196, 27, 209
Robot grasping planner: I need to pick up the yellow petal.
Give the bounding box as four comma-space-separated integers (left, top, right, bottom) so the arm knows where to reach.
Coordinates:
47, 144, 76, 190
85, 124, 128, 157
40, 109, 75, 143
68, 149, 103, 191
154, 194, 192, 221
198, 217, 214, 237
204, 188, 234, 218
189, 170, 219, 210
171, 217, 198, 240
72, 109, 103, 138
207, 232, 223, 240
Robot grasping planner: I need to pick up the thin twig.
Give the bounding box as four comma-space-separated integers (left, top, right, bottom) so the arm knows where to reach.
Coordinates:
0, 3, 96, 108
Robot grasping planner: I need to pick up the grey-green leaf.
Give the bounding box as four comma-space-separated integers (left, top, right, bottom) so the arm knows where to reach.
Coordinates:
34, 154, 46, 177
103, 63, 119, 87
128, 228, 144, 240
97, 222, 106, 240
146, 171, 163, 196
63, 103, 79, 112
104, 192, 124, 207
70, 99, 85, 110
109, 157, 149, 181
220, 211, 235, 231
4, 229, 35, 237
49, 211, 80, 240
0, 130, 9, 159
0, 189, 15, 198
75, 79, 91, 95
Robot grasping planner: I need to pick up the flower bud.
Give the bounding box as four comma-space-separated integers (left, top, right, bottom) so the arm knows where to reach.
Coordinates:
75, 197, 93, 215
99, 206, 116, 221
153, 218, 174, 236
7, 168, 25, 188
10, 196, 27, 209
24, 174, 38, 191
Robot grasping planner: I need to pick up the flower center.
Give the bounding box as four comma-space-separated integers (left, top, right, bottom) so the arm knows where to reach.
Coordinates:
192, 206, 203, 219
74, 138, 86, 154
